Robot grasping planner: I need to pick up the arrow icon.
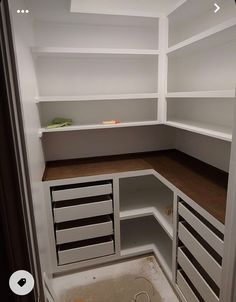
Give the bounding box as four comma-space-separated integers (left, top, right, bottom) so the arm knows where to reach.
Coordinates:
214, 3, 220, 13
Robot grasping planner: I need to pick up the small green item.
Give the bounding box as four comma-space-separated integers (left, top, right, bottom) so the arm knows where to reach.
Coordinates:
46, 117, 73, 129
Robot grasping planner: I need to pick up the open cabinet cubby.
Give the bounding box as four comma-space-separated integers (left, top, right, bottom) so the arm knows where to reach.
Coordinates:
168, 0, 236, 47
120, 216, 172, 279
166, 98, 234, 141
119, 175, 173, 238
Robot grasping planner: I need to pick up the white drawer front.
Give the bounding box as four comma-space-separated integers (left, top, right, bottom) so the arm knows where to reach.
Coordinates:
54, 199, 113, 223
178, 248, 219, 302
52, 183, 112, 202
58, 239, 114, 265
179, 222, 222, 287
56, 219, 113, 244
177, 270, 200, 302
179, 203, 224, 257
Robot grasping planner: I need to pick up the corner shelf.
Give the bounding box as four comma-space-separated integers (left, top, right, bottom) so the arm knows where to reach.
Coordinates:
119, 175, 173, 238
166, 90, 235, 99
167, 17, 236, 55
32, 47, 159, 57
165, 120, 232, 142
36, 93, 159, 103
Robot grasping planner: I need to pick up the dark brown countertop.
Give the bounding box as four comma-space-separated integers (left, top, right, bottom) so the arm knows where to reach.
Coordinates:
43, 149, 228, 224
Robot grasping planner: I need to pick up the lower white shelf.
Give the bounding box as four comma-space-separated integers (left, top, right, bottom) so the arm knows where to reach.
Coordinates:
119, 175, 173, 238
39, 121, 160, 135
165, 120, 232, 141
120, 216, 172, 280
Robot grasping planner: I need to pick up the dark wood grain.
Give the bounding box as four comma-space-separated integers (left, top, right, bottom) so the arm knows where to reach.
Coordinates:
43, 149, 228, 224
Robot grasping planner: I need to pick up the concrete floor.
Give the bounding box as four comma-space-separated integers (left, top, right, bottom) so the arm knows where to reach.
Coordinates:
53, 256, 179, 302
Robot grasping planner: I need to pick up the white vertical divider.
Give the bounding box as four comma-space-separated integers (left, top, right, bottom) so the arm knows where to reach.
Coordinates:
158, 15, 168, 123
220, 88, 236, 302
172, 193, 179, 284
113, 176, 121, 255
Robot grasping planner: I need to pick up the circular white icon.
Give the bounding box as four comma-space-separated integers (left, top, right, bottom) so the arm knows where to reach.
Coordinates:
9, 270, 34, 296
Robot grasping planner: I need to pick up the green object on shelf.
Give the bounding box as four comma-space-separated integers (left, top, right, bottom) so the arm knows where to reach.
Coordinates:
46, 117, 73, 129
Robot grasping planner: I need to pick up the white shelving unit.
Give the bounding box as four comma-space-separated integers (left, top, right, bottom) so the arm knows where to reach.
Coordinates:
10, 1, 236, 301
34, 1, 236, 140
34, 12, 160, 133
166, 2, 236, 141
119, 175, 173, 238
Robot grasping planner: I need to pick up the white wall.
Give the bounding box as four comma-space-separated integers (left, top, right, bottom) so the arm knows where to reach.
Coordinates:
43, 125, 175, 161
9, 0, 51, 275
173, 128, 231, 172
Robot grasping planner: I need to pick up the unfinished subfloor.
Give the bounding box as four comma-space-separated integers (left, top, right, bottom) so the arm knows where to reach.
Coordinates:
52, 256, 179, 302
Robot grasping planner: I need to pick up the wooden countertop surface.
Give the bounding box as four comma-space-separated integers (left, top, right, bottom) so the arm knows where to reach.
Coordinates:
43, 149, 228, 224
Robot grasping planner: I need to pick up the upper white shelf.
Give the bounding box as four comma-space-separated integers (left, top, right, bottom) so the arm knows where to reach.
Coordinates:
69, 9, 160, 19
166, 90, 235, 99
32, 47, 159, 57
70, 0, 162, 18
167, 17, 236, 55
36, 93, 159, 103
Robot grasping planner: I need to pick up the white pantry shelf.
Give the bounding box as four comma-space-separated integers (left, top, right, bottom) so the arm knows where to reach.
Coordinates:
36, 93, 159, 103
39, 121, 160, 136
70, 9, 160, 19
32, 47, 159, 57
167, 17, 236, 55
166, 120, 232, 142
120, 207, 173, 239
166, 90, 235, 99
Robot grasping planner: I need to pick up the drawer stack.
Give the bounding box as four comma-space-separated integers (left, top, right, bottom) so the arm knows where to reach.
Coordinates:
176, 200, 224, 302
51, 180, 115, 265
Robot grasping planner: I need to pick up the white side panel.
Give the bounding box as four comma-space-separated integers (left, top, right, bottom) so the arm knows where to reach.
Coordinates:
9, 0, 51, 274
